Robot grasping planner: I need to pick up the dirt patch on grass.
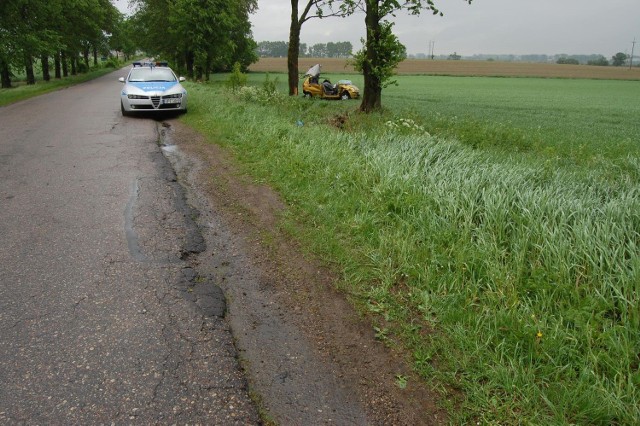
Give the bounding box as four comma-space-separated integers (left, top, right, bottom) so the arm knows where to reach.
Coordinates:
329, 113, 350, 130
169, 120, 447, 425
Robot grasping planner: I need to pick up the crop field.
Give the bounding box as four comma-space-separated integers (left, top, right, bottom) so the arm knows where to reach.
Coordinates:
190, 68, 640, 424
251, 57, 640, 80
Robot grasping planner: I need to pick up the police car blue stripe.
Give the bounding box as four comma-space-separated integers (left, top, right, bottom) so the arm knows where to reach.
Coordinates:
129, 82, 178, 92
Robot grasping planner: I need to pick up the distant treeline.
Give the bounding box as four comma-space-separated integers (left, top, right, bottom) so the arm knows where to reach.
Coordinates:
257, 41, 353, 58
408, 52, 636, 66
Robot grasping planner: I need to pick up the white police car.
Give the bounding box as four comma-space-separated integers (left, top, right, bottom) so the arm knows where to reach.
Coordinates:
119, 64, 187, 116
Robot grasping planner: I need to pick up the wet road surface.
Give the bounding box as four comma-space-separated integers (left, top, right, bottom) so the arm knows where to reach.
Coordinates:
0, 69, 432, 426
0, 71, 258, 423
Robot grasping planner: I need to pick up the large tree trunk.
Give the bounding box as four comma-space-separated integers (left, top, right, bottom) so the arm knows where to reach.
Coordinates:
360, 2, 382, 112
93, 46, 98, 66
174, 53, 182, 75
205, 55, 212, 82
71, 55, 77, 75
25, 55, 35, 85
54, 52, 62, 79
83, 46, 90, 70
41, 55, 50, 81
62, 51, 69, 77
287, 0, 301, 96
1, 60, 11, 88
185, 51, 195, 79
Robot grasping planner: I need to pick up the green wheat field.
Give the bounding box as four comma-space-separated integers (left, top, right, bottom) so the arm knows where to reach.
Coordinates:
182, 70, 639, 424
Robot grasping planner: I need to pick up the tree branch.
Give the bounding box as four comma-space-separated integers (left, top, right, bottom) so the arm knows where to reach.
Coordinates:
299, 1, 352, 25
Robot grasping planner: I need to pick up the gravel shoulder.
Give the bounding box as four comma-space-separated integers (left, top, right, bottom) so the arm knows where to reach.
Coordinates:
162, 120, 446, 425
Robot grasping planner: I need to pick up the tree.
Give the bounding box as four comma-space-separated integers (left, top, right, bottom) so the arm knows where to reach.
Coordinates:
110, 17, 139, 60
611, 52, 628, 67
0, 0, 59, 86
309, 43, 328, 57
257, 41, 289, 57
286, 1, 344, 95
326, 41, 353, 57
332, 0, 471, 112
556, 56, 579, 65
338, 41, 353, 57
53, 0, 118, 76
351, 20, 406, 110
131, 0, 257, 78
0, 0, 19, 87
0, 0, 117, 87
587, 55, 608, 66
224, 0, 258, 71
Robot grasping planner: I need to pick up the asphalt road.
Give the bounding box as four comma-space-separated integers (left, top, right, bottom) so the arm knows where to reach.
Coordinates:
0, 71, 258, 424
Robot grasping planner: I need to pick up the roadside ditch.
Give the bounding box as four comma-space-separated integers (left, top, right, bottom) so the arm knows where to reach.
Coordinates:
156, 119, 444, 425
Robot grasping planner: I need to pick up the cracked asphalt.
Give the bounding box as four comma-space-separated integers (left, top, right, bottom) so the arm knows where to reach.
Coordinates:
0, 71, 258, 423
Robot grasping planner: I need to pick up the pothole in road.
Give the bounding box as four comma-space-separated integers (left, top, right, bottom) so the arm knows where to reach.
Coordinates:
123, 121, 224, 320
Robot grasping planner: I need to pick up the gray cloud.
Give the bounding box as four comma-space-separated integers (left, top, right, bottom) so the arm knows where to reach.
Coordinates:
251, 0, 639, 56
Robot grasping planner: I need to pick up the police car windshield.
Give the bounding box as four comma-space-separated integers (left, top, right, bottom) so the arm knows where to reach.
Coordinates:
128, 68, 176, 83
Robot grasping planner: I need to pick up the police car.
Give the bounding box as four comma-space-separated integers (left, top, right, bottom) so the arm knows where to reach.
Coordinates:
119, 62, 187, 116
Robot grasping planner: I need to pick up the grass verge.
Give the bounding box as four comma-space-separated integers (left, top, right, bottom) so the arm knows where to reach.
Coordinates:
180, 76, 639, 424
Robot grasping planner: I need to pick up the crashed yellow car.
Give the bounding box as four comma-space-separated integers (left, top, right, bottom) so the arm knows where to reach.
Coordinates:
302, 64, 359, 100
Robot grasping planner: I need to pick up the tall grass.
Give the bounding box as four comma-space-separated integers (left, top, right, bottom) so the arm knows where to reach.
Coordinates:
182, 77, 640, 424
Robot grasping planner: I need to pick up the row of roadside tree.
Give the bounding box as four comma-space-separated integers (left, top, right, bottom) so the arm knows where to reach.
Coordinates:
0, 0, 259, 88
0, 0, 122, 88
129, 0, 258, 81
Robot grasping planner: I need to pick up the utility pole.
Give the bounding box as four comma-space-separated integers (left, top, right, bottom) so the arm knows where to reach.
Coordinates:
630, 38, 636, 69
429, 41, 435, 60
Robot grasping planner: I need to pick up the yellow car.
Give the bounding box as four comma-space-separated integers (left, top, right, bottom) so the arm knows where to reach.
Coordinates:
302, 64, 359, 100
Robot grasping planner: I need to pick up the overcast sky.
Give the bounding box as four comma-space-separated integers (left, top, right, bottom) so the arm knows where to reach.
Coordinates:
250, 0, 639, 57
112, 0, 638, 56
